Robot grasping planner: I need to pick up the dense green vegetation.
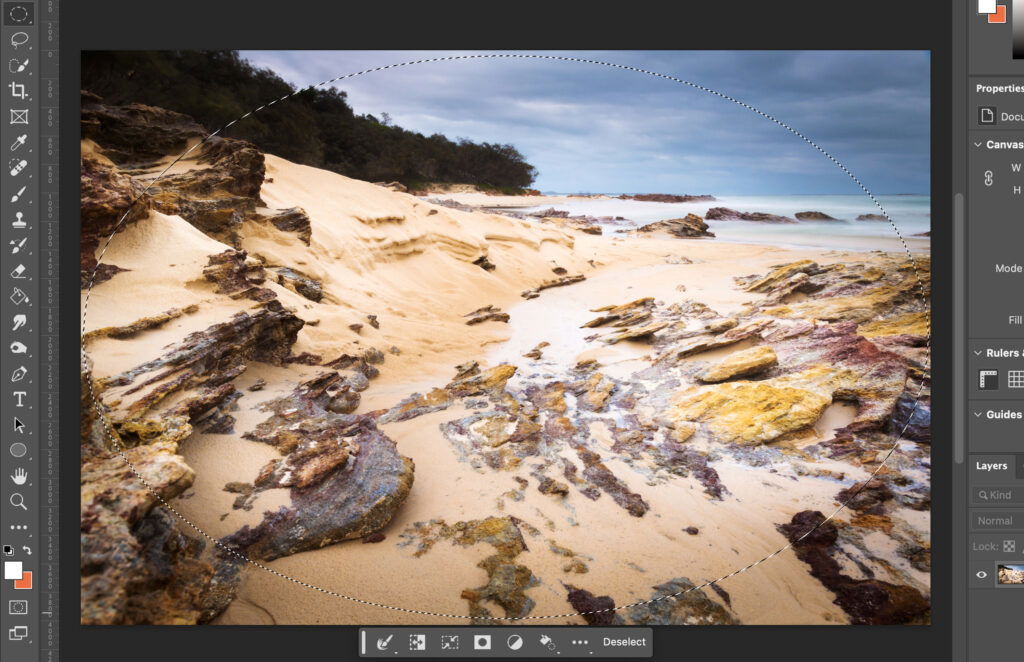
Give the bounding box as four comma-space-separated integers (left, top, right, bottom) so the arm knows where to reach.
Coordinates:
82, 51, 537, 189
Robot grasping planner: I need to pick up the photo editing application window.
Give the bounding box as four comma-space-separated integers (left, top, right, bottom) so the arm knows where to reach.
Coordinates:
0, 0, 1020, 660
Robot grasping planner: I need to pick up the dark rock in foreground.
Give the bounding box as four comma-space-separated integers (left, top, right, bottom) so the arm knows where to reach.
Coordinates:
565, 586, 622, 625
626, 577, 738, 624
226, 416, 413, 561
80, 361, 240, 625
227, 372, 414, 561
778, 510, 929, 624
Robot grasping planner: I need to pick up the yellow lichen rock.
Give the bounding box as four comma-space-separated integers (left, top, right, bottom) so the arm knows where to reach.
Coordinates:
698, 346, 778, 383
857, 311, 929, 338
670, 371, 833, 445
744, 260, 817, 293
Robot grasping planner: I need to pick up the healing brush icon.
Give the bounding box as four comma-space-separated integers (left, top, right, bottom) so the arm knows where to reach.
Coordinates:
9, 158, 27, 176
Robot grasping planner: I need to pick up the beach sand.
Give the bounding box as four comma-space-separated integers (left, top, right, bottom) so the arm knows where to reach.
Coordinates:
83, 152, 931, 627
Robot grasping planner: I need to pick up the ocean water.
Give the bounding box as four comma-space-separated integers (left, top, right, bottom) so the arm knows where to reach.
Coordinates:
513, 194, 931, 252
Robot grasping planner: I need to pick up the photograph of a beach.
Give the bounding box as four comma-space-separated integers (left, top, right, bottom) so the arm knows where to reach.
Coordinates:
80, 50, 932, 626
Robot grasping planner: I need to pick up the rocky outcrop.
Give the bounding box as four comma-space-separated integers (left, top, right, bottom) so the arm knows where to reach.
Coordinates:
635, 214, 714, 238
472, 254, 497, 271
100, 300, 303, 421
81, 155, 148, 287
670, 372, 832, 445
778, 511, 929, 624
83, 305, 199, 343
522, 274, 586, 299
81, 95, 272, 259
203, 250, 276, 302
856, 213, 888, 221
263, 207, 312, 245
580, 298, 669, 344
381, 364, 518, 423
146, 138, 265, 243
465, 305, 510, 325
565, 587, 622, 625
583, 297, 655, 329
705, 207, 796, 224
626, 578, 737, 625
81, 93, 206, 164
226, 373, 414, 560
400, 516, 539, 622
618, 193, 716, 203
697, 346, 778, 383
273, 266, 323, 302
80, 360, 239, 625
795, 211, 839, 221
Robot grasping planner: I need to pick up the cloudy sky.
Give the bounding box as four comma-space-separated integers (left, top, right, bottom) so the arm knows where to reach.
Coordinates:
240, 50, 930, 195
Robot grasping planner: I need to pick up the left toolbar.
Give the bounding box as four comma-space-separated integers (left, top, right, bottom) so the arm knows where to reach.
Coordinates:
1, 2, 55, 660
